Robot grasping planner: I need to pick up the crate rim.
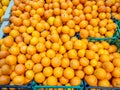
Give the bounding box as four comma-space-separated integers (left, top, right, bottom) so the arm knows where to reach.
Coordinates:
32, 80, 84, 89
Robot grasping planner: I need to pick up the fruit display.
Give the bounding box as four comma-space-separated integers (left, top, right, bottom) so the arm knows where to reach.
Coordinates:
0, 0, 10, 22
0, 0, 120, 89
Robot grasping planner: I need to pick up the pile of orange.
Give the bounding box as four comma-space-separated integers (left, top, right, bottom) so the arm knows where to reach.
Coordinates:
0, 0, 120, 88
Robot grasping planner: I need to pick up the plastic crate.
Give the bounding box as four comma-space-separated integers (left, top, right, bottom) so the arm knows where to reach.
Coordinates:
0, 84, 32, 90
84, 81, 120, 90
32, 81, 84, 90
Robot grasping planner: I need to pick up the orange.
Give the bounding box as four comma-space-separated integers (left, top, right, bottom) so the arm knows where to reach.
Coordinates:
10, 72, 17, 80
106, 73, 112, 80
34, 73, 45, 83
0, 50, 9, 59
32, 2, 40, 10
112, 67, 120, 78
113, 52, 120, 58
3, 36, 14, 47
102, 61, 114, 72
47, 16, 55, 26
78, 49, 86, 58
13, 17, 22, 26
25, 5, 31, 12
113, 58, 120, 67
27, 45, 36, 55
61, 57, 70, 68
95, 61, 102, 69
94, 68, 107, 80
90, 59, 98, 67
39, 35, 46, 42
5, 55, 17, 65
79, 20, 88, 29
85, 75, 97, 86
33, 64, 43, 73
98, 79, 110, 87
85, 13, 92, 21
13, 76, 25, 85
9, 46, 20, 56
61, 13, 69, 22
30, 37, 39, 45
61, 34, 70, 43
39, 52, 46, 58
23, 19, 30, 27
99, 13, 106, 20
66, 7, 72, 15
36, 8, 44, 16
20, 45, 27, 54
61, 2, 68, 10
74, 40, 83, 49
84, 65, 94, 75
69, 29, 75, 36
53, 2, 60, 8
25, 70, 34, 80
88, 43, 99, 52
0, 75, 10, 85
85, 50, 95, 59
79, 57, 89, 66
101, 41, 110, 49
75, 70, 84, 79
70, 59, 79, 69
99, 19, 107, 27
41, 30, 50, 38
62, 25, 70, 34
15, 64, 25, 75
36, 42, 46, 52
51, 43, 60, 51
1, 64, 11, 75
31, 19, 39, 27
59, 76, 68, 85
64, 41, 73, 50
43, 66, 53, 77
54, 16, 62, 27
99, 54, 110, 62
67, 20, 75, 29
45, 41, 52, 49
83, 6, 92, 13
32, 31, 40, 38
73, 16, 80, 25
67, 49, 77, 59
50, 33, 59, 42
36, 21, 45, 30
90, 19, 98, 27
112, 78, 120, 87
41, 57, 50, 67
15, 36, 23, 43
51, 56, 61, 67
26, 26, 34, 34
44, 10, 53, 19
53, 67, 63, 78
25, 60, 34, 70
70, 77, 81, 86
3, 26, 11, 34
108, 45, 117, 53
64, 67, 74, 79
80, 29, 89, 39
46, 49, 56, 58
32, 54, 41, 63
0, 59, 5, 68
72, 9, 80, 16
47, 76, 58, 86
